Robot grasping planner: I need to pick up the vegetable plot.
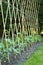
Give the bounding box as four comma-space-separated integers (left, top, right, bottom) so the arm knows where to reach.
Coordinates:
0, 35, 43, 65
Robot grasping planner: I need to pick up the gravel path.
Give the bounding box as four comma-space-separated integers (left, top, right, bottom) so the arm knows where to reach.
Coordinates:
2, 42, 43, 65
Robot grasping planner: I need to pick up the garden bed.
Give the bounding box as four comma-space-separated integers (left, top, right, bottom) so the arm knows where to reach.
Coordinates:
1, 42, 43, 65
0, 35, 43, 65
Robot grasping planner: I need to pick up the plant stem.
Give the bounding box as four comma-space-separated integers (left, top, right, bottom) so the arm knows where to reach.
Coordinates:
0, 60, 1, 65
8, 54, 10, 63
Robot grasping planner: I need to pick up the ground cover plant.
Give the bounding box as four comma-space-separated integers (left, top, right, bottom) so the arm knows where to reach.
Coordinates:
21, 45, 43, 65
0, 34, 43, 65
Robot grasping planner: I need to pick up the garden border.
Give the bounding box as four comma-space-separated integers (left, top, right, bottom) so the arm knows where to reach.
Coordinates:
1, 42, 43, 65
